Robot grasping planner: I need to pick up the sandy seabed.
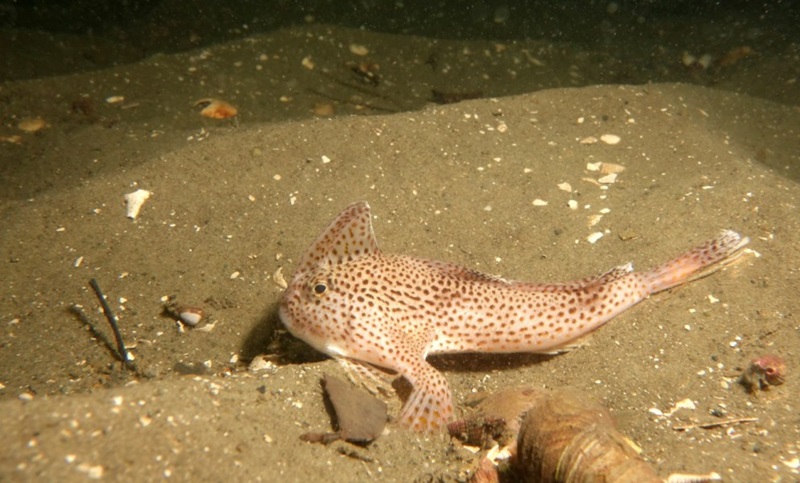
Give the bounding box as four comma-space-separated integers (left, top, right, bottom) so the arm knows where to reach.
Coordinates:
1, 24, 799, 482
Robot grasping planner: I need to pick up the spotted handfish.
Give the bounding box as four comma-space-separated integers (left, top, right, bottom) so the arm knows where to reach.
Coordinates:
279, 202, 749, 432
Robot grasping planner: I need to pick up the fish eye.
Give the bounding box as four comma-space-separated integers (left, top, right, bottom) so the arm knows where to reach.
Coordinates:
313, 283, 327, 295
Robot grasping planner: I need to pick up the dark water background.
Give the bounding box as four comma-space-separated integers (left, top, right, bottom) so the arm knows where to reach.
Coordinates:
2, 0, 798, 104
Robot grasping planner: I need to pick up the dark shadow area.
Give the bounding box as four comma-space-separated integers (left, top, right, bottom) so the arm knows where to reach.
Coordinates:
431, 351, 555, 374
239, 304, 329, 365
1, 0, 798, 93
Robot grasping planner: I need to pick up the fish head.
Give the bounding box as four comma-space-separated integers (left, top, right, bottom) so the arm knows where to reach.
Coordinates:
278, 201, 379, 357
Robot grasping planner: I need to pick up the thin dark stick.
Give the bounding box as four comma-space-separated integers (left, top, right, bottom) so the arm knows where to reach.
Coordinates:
89, 278, 129, 365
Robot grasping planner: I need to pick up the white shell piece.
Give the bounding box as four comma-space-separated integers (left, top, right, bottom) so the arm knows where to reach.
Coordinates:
600, 134, 621, 145
666, 472, 721, 483
600, 162, 626, 174
124, 189, 151, 219
586, 232, 604, 244
248, 355, 277, 373
273, 267, 288, 289
598, 173, 617, 184
178, 308, 204, 326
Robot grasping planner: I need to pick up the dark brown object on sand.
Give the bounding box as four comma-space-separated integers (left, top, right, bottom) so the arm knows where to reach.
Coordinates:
516, 388, 660, 483
323, 374, 387, 443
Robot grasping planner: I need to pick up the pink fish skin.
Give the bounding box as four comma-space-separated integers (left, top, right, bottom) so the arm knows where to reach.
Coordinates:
279, 202, 750, 432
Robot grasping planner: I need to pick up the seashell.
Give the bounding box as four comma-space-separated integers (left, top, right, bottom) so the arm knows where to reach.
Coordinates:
312, 102, 335, 117
248, 355, 277, 373
741, 353, 786, 391
124, 189, 151, 219
194, 98, 238, 119
600, 162, 626, 174
273, 266, 288, 289
18, 117, 48, 133
349, 43, 369, 56
600, 134, 621, 145
177, 306, 205, 326
0, 135, 23, 144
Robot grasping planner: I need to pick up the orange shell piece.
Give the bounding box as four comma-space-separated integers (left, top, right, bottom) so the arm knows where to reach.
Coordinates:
195, 98, 238, 119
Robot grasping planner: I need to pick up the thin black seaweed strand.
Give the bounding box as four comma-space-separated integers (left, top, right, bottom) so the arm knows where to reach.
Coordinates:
89, 278, 130, 367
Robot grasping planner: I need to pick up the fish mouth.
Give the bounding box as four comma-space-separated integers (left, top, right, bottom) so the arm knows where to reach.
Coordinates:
276, 296, 295, 330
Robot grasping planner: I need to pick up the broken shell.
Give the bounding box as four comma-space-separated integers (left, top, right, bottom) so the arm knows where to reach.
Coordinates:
312, 102, 335, 117
598, 173, 618, 184
0, 135, 23, 144
697, 54, 713, 70
349, 43, 369, 56
586, 232, 604, 244
600, 162, 626, 174
194, 98, 238, 119
18, 117, 48, 133
741, 353, 786, 391
123, 189, 151, 220
600, 134, 621, 145
273, 266, 288, 289
248, 355, 277, 373
178, 306, 205, 327
716, 46, 754, 68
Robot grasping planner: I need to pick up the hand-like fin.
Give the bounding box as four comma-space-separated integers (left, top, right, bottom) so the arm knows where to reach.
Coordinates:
337, 357, 395, 396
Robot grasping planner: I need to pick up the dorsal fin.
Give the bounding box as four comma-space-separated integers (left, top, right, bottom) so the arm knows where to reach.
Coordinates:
295, 201, 379, 274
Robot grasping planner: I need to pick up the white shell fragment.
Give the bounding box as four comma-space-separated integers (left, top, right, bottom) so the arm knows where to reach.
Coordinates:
557, 182, 572, 192
349, 43, 369, 56
273, 267, 288, 289
598, 173, 618, 184
600, 134, 621, 145
600, 162, 626, 174
124, 189, 151, 219
532, 199, 548, 206
586, 232, 604, 244
666, 472, 721, 483
178, 307, 205, 327
249, 355, 278, 373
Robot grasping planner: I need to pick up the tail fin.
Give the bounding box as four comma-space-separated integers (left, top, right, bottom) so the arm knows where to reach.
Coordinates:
644, 230, 750, 294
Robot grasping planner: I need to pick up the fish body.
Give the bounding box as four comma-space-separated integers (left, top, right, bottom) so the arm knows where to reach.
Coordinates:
279, 202, 749, 432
